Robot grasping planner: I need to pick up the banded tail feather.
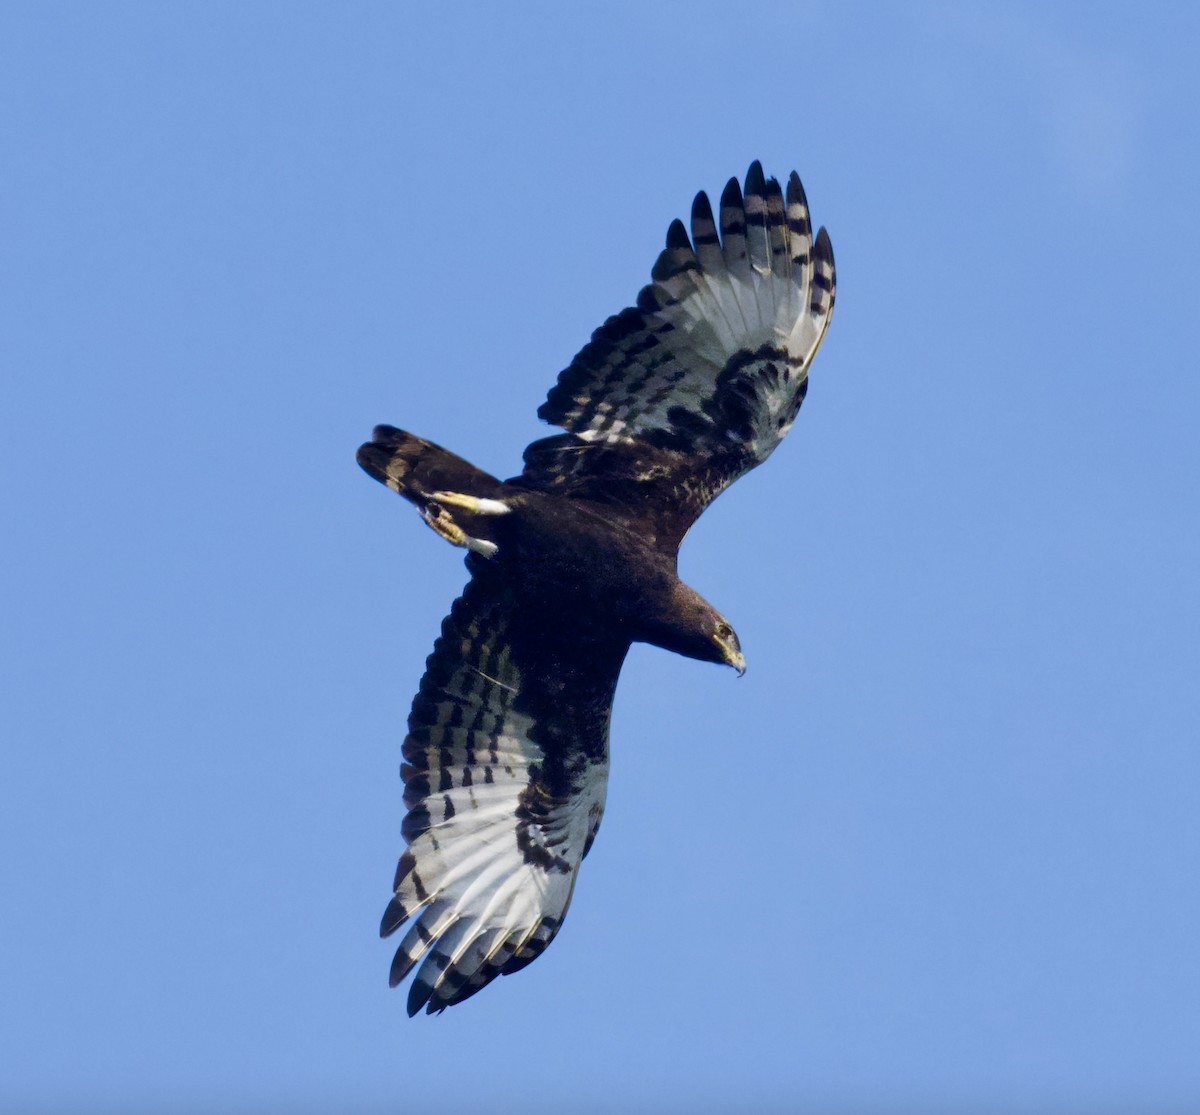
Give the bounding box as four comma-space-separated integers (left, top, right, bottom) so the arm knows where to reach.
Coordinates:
357, 426, 507, 504
357, 427, 512, 558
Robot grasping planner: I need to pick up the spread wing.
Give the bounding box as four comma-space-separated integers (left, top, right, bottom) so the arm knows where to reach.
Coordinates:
382, 557, 628, 1015
513, 162, 835, 552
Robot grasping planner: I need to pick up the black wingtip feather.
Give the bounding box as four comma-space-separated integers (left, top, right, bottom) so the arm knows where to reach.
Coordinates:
816, 225, 835, 264
390, 942, 418, 988
665, 217, 691, 250
815, 227, 836, 293
744, 160, 765, 197
380, 895, 410, 938
406, 978, 434, 1016
720, 175, 743, 213
690, 190, 717, 237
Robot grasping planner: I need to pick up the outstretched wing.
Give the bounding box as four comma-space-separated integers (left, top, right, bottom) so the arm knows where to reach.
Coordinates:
515, 162, 835, 552
382, 557, 628, 1015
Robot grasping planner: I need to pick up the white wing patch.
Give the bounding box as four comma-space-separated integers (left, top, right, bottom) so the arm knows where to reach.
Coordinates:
383, 578, 610, 1015
539, 163, 835, 470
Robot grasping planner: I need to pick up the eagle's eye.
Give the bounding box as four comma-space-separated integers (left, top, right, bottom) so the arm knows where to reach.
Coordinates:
715, 621, 732, 641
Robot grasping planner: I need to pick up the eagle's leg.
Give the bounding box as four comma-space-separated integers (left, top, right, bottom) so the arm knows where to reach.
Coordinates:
427, 491, 512, 516
421, 501, 499, 559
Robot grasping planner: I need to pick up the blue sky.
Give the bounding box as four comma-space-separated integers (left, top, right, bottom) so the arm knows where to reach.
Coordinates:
3, 3, 1199, 1112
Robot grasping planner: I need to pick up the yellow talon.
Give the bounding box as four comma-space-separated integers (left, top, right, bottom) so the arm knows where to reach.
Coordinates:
420, 503, 498, 559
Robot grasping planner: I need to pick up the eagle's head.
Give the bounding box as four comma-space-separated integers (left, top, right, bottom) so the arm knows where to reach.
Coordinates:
711, 617, 746, 676
634, 580, 745, 674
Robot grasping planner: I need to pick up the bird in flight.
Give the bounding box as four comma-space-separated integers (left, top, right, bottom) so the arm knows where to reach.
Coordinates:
358, 162, 835, 1015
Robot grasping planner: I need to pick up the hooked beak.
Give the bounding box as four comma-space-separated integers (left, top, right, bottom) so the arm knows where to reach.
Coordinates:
712, 620, 745, 676
718, 638, 746, 677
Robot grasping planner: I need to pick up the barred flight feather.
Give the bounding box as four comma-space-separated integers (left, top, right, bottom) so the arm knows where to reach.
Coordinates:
522, 162, 835, 549
382, 567, 615, 1016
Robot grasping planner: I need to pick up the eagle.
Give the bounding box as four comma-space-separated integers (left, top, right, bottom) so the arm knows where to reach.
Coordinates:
358, 162, 835, 1015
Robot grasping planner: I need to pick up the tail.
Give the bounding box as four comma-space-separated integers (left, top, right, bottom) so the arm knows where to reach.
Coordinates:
357, 426, 513, 558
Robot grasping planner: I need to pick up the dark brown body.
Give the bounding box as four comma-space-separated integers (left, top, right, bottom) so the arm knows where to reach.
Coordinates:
357, 426, 743, 673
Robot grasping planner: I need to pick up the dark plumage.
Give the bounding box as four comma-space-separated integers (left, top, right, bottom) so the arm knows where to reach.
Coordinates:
357, 162, 835, 1014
